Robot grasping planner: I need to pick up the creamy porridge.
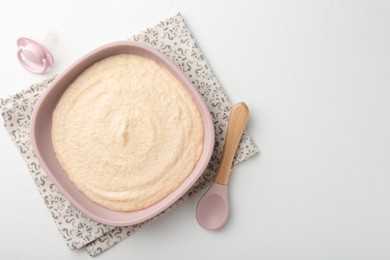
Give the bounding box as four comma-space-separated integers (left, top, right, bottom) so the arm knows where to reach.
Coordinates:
52, 54, 204, 211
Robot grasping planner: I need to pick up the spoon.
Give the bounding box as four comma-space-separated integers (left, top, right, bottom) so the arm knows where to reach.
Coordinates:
196, 102, 249, 230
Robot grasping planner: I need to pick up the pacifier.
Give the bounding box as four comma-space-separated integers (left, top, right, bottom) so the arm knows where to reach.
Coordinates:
17, 35, 55, 74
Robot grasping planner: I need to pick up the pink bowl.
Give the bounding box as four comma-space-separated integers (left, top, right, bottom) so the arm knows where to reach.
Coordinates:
30, 41, 215, 226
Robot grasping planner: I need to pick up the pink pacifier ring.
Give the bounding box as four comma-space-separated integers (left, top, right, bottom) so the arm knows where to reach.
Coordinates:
17, 37, 54, 74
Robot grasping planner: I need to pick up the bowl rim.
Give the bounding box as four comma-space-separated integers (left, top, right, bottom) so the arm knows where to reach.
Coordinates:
30, 40, 215, 226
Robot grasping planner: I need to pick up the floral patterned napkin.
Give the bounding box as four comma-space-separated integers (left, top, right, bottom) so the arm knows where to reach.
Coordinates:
0, 13, 258, 256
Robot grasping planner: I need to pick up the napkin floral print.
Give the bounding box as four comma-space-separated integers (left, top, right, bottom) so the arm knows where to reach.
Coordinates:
0, 13, 258, 256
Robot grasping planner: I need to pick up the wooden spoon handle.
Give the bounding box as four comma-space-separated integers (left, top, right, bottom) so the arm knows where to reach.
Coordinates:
214, 102, 249, 185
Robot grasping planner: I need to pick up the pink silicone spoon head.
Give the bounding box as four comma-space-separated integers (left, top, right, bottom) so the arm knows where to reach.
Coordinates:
196, 183, 229, 230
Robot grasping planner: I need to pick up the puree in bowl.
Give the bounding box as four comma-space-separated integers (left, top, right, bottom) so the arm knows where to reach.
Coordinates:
51, 54, 204, 211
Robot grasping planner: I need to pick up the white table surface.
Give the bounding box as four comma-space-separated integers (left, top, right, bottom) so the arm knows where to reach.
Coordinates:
1, 1, 390, 259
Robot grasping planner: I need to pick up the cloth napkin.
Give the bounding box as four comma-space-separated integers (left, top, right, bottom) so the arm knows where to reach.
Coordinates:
0, 13, 258, 256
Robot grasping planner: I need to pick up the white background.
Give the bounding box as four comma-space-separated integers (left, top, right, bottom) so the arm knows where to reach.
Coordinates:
1, 0, 390, 259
